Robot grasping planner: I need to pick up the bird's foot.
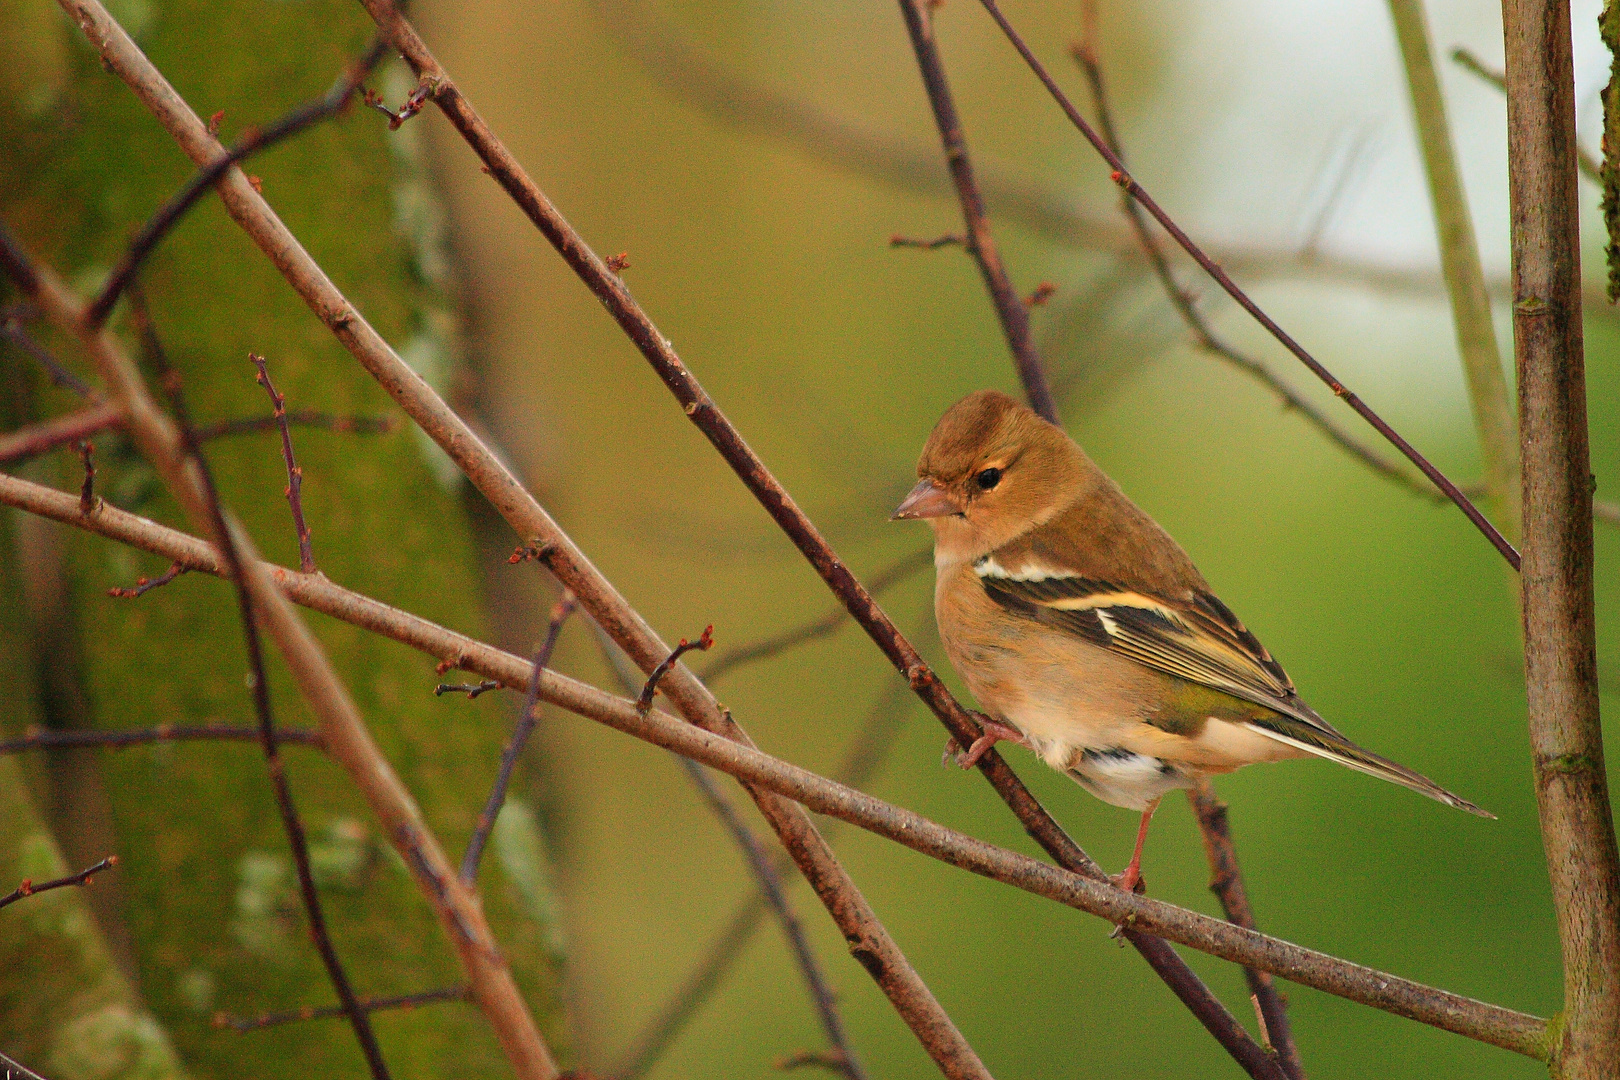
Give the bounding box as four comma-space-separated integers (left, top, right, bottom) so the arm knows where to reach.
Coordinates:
943, 715, 1026, 769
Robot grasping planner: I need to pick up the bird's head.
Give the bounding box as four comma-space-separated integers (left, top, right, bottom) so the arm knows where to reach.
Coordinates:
892, 389, 1086, 562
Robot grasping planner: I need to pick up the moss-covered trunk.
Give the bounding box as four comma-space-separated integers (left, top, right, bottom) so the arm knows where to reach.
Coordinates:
0, 0, 567, 1076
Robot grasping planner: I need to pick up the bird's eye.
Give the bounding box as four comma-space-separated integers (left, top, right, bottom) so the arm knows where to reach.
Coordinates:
974, 467, 1003, 491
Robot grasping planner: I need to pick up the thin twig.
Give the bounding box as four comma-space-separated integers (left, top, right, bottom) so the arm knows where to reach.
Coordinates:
889, 233, 964, 250
435, 680, 502, 699
1069, 35, 1439, 504
129, 285, 392, 1080
895, 0, 1056, 422
195, 411, 394, 440
107, 561, 188, 598
0, 468, 1559, 1056
84, 36, 391, 328
974, 0, 1520, 571
249, 352, 315, 572
636, 626, 713, 713
1190, 784, 1305, 1080
598, 636, 870, 1080
702, 549, 931, 684
460, 590, 576, 885
0, 724, 322, 755
213, 985, 470, 1033
0, 313, 93, 397
0, 856, 117, 911
0, 403, 123, 465
76, 440, 95, 515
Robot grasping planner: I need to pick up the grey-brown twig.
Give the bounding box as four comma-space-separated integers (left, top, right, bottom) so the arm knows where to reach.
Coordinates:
1452, 47, 1603, 183
107, 560, 188, 597
249, 353, 316, 573
636, 625, 714, 714
0, 855, 117, 912
974, 0, 1519, 571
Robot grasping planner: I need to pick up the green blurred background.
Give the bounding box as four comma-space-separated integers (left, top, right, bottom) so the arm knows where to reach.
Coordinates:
6, 0, 1620, 1076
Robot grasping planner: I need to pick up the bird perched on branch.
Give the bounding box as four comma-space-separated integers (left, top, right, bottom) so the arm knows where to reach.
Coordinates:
893, 389, 1489, 892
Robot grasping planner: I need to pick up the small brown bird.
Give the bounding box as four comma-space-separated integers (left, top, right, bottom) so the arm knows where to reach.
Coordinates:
893, 389, 1488, 891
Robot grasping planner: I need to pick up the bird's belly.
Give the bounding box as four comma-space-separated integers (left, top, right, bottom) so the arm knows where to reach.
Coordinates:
1067, 748, 1190, 811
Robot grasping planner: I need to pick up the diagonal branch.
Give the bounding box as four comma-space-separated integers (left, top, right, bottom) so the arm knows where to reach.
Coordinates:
0, 855, 116, 912
357, 4, 1280, 1076
0, 467, 1554, 1058
972, 0, 1520, 571
62, 1, 990, 1073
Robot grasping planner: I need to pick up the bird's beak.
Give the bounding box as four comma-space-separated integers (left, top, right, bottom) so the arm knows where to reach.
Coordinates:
891, 478, 963, 520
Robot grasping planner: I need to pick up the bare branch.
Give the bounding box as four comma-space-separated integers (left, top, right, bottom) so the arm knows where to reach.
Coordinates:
248, 352, 316, 572
460, 590, 576, 884
0, 855, 117, 912
0, 724, 321, 755
108, 561, 188, 598
636, 625, 713, 714
0, 471, 1556, 1057
1505, 0, 1620, 1073
213, 986, 470, 1033
1, 312, 93, 397
973, 0, 1520, 571
1451, 47, 1603, 182
0, 403, 123, 465
702, 549, 930, 684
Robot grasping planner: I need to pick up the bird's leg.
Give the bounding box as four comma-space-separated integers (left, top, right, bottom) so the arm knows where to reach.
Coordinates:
943, 714, 1027, 769
1112, 797, 1161, 894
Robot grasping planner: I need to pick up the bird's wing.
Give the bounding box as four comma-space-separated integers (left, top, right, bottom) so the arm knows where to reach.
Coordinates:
973, 553, 1342, 737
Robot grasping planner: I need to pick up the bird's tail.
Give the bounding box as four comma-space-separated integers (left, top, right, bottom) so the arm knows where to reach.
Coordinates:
1246, 715, 1494, 819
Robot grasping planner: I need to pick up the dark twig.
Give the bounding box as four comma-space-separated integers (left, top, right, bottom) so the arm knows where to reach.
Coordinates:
0, 855, 116, 912
249, 353, 315, 573
196, 411, 394, 441
1070, 34, 1438, 506
598, 636, 868, 1080
0, 313, 93, 397
1190, 784, 1305, 1079
360, 79, 437, 131
84, 36, 392, 329
889, 233, 965, 250
702, 548, 931, 684
76, 440, 95, 514
0, 724, 322, 755
636, 625, 714, 714
1451, 47, 1602, 183
107, 560, 188, 598
0, 402, 123, 465
1075, 27, 1305, 1075
366, 3, 1278, 1073
213, 985, 470, 1033
460, 590, 576, 885
435, 679, 502, 699
895, 0, 1057, 422
975, 0, 1520, 571
129, 286, 391, 1080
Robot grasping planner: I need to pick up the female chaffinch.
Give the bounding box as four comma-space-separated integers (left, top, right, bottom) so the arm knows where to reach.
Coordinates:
894, 389, 1488, 890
